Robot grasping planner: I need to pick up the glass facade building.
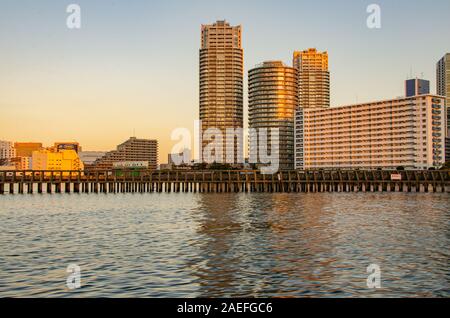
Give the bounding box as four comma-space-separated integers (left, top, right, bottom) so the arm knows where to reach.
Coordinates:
249, 61, 298, 170
405, 78, 430, 97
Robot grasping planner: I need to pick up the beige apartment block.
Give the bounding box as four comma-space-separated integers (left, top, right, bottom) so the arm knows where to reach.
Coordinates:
92, 137, 158, 170
0, 141, 16, 161
295, 95, 446, 170
199, 20, 243, 164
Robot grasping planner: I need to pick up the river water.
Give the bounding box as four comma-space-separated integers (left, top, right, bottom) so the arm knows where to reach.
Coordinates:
0, 192, 448, 297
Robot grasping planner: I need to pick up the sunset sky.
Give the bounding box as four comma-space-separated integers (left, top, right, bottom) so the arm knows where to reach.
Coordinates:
1, 0, 449, 162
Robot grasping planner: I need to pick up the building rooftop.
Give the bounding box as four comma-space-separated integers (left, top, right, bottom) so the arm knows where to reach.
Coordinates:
252, 61, 290, 69
311, 94, 446, 111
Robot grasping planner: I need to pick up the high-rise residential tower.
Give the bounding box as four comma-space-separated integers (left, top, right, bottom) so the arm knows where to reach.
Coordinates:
199, 20, 243, 164
405, 78, 430, 97
293, 48, 330, 109
437, 53, 450, 107
249, 61, 298, 170
436, 53, 450, 163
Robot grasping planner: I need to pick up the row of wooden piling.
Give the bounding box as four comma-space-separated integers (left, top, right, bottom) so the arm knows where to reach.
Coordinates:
0, 170, 449, 194
1, 180, 448, 194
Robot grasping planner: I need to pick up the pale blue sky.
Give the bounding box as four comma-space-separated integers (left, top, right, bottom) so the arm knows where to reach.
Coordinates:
0, 0, 449, 160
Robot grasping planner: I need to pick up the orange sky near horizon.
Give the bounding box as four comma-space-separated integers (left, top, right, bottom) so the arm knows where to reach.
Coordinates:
1, 0, 449, 163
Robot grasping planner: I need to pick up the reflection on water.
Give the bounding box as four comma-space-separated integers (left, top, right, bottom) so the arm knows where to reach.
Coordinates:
0, 193, 448, 297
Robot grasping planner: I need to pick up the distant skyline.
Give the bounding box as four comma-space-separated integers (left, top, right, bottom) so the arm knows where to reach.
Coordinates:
1, 0, 449, 162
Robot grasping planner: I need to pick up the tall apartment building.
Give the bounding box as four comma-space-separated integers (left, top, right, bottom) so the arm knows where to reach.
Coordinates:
199, 20, 243, 164
0, 141, 16, 165
92, 137, 158, 170
248, 61, 298, 170
405, 78, 430, 97
293, 48, 330, 109
436, 53, 450, 163
437, 53, 450, 108
295, 94, 446, 170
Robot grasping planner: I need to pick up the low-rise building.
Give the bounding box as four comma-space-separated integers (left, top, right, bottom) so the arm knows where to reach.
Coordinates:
14, 142, 43, 157
0, 141, 16, 165
79, 151, 106, 169
112, 161, 148, 177
0, 165, 16, 171
91, 137, 158, 170
32, 148, 84, 173
53, 142, 81, 153
13, 142, 43, 170
15, 156, 32, 170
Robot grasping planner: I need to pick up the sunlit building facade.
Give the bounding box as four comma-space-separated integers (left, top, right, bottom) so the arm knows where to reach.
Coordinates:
53, 142, 81, 153
295, 95, 446, 170
14, 142, 43, 157
249, 61, 298, 170
12, 156, 32, 170
12, 142, 43, 170
293, 48, 330, 109
0, 141, 16, 163
199, 20, 243, 164
32, 149, 84, 172
92, 137, 158, 170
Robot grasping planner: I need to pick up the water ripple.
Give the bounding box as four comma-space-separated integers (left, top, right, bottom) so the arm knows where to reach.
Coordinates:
0, 192, 449, 297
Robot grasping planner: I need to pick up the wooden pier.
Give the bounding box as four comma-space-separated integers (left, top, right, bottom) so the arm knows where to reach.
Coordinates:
0, 170, 449, 194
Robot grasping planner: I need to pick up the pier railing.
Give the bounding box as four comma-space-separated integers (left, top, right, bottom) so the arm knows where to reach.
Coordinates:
0, 170, 449, 194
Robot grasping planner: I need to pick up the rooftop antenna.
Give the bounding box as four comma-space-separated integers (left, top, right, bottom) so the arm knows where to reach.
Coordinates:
133, 128, 136, 138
